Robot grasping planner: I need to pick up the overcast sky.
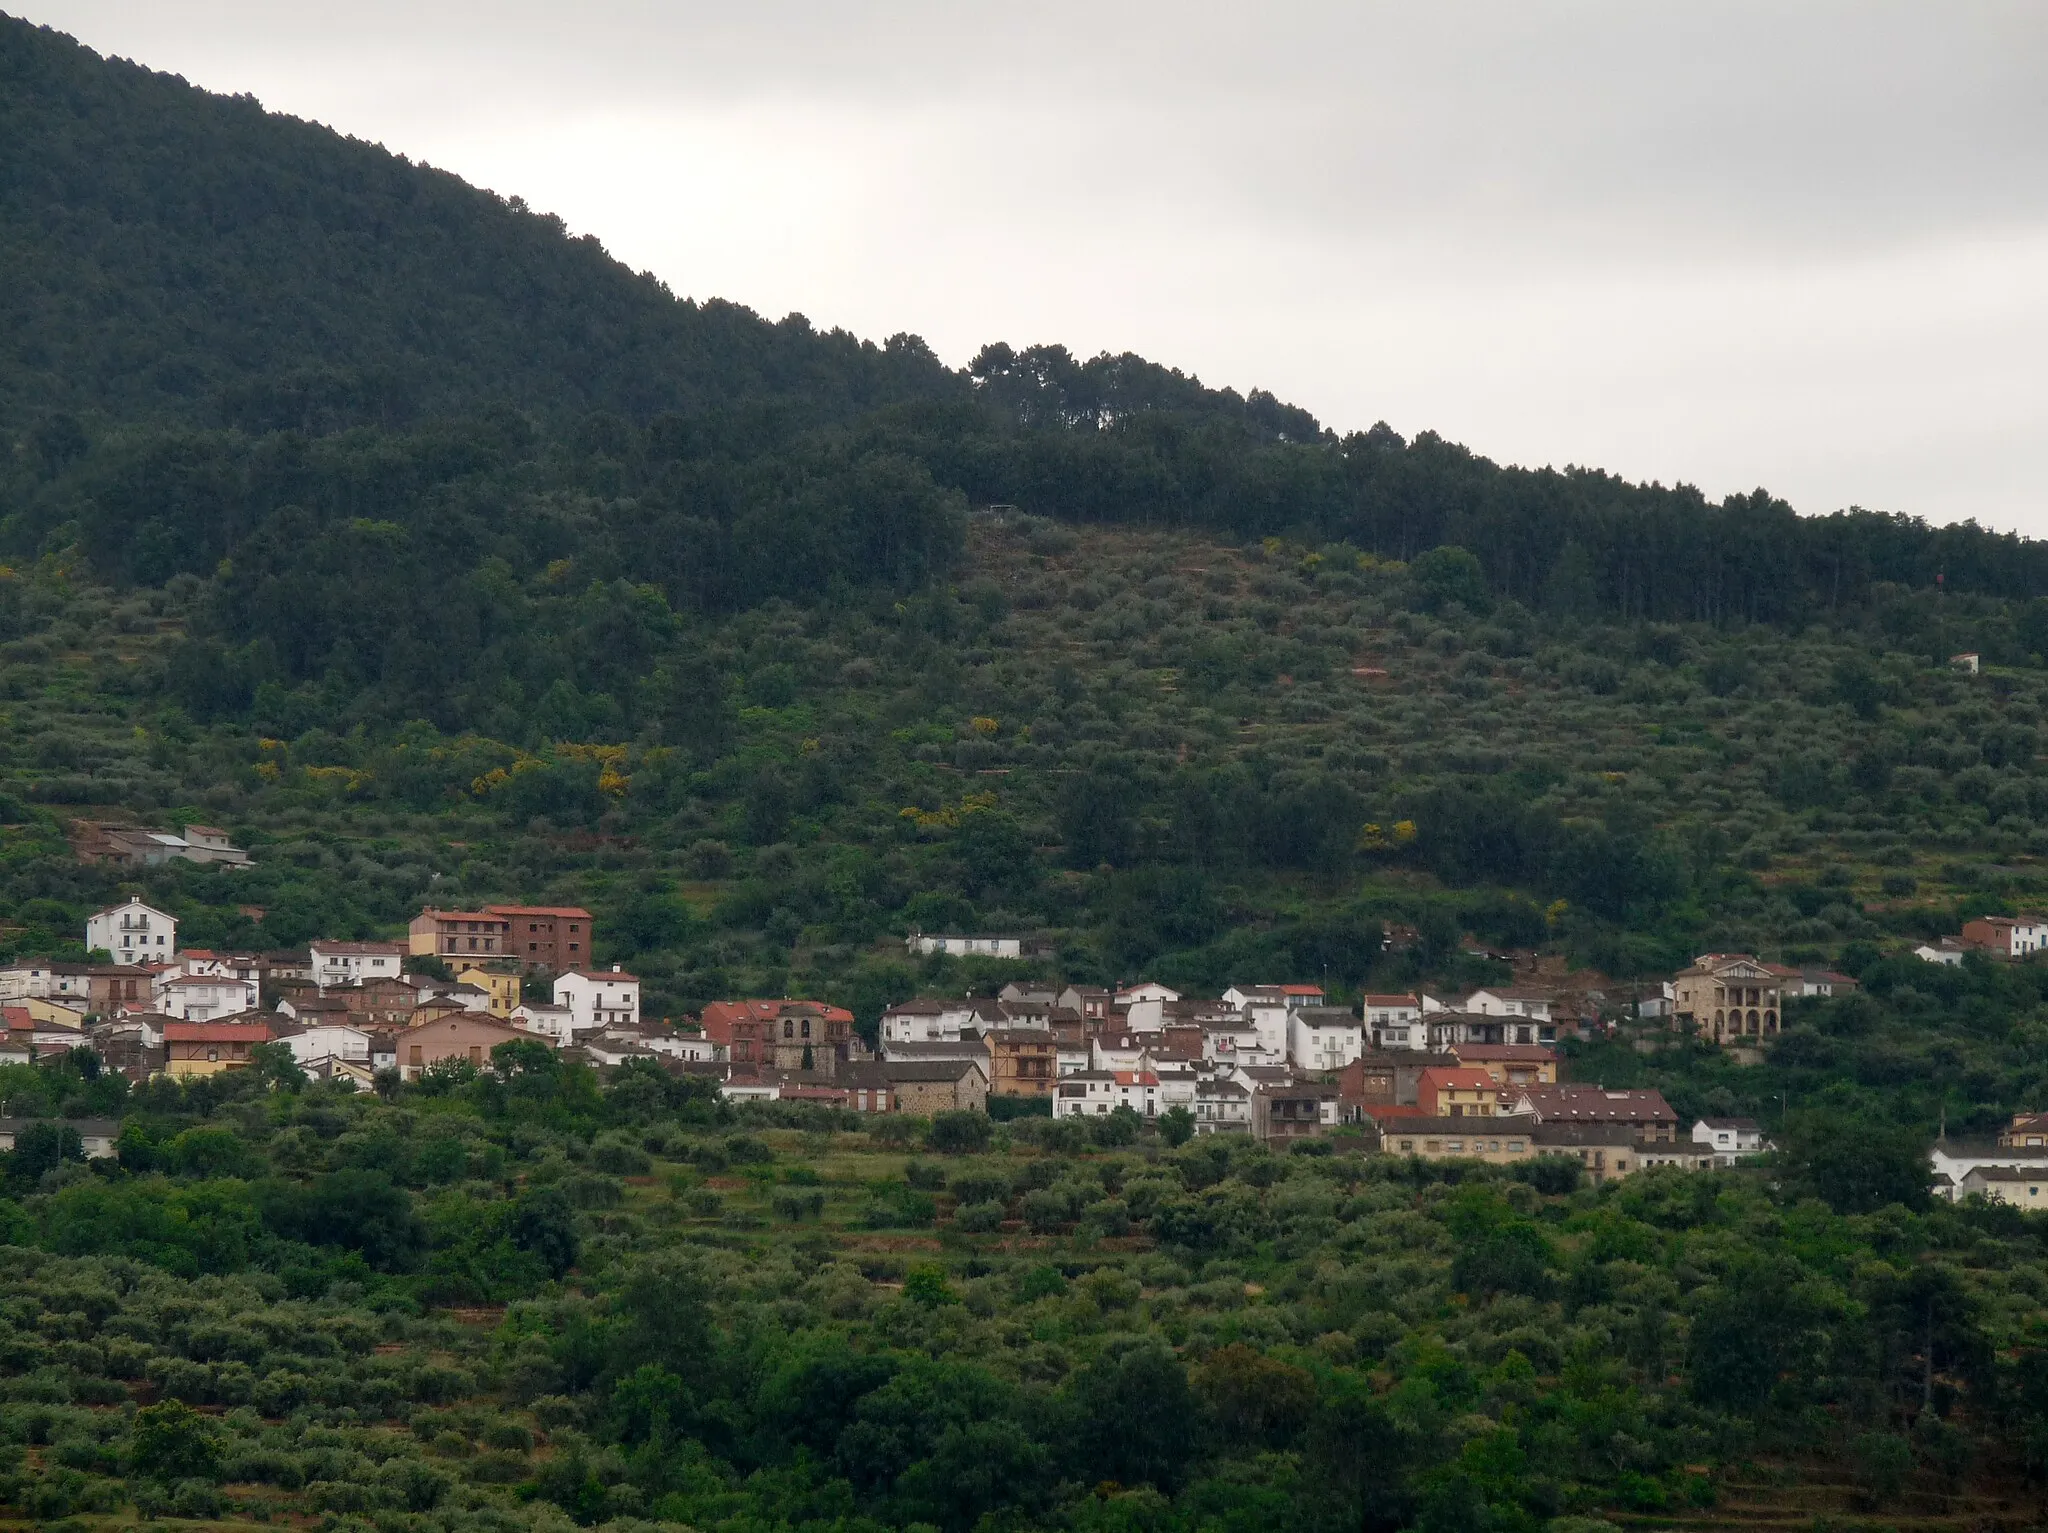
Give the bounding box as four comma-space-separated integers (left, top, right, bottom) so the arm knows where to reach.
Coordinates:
23, 2, 2048, 533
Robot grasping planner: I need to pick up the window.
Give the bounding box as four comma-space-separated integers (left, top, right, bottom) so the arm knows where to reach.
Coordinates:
409, 1046, 423, 1067
1508, 1141, 1525, 1152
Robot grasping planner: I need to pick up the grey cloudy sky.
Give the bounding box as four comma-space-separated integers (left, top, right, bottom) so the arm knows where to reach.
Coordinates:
26, 2, 2048, 532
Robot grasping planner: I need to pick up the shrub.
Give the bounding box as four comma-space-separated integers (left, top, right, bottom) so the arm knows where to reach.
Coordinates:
127, 1399, 219, 1482
861, 1185, 936, 1229
952, 1200, 1005, 1233
589, 1134, 652, 1176
771, 1190, 826, 1221
1021, 1188, 1071, 1234
950, 1171, 1009, 1205
926, 1111, 994, 1154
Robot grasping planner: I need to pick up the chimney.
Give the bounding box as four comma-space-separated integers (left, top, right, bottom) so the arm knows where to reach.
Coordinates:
612, 964, 621, 973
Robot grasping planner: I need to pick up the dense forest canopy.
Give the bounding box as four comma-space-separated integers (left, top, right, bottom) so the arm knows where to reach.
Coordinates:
8, 9, 2048, 651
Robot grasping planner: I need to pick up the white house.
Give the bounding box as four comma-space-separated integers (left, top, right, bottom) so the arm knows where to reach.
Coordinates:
1242, 996, 1297, 1058
274, 1022, 373, 1068
1691, 1117, 1769, 1166
1363, 993, 1422, 1047
1931, 1140, 2048, 1201
1054, 1068, 1160, 1118
1091, 1033, 1151, 1074
86, 899, 177, 963
0, 964, 56, 1002
154, 975, 259, 1022
1118, 982, 1182, 1007
1421, 987, 1553, 1019
0, 1119, 120, 1159
1289, 1007, 1365, 1072
1914, 940, 1969, 967
634, 1029, 716, 1063
1153, 1061, 1201, 1110
309, 941, 407, 990
1957, 1166, 2048, 1206
1962, 915, 2048, 958
1200, 1016, 1263, 1061
1789, 969, 1856, 998
1193, 1076, 1253, 1134
907, 933, 1027, 959
720, 1077, 782, 1103
879, 997, 998, 1044
554, 966, 640, 1034
511, 1002, 576, 1047
1220, 983, 1324, 1010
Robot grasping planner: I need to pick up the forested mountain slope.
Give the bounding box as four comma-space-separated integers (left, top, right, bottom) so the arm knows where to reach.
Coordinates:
10, 16, 2048, 1533
0, 15, 959, 434
4, 10, 2048, 1023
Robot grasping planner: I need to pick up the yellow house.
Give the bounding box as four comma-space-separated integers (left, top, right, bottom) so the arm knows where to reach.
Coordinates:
165, 1020, 273, 1077
456, 965, 522, 1018
21, 996, 88, 1030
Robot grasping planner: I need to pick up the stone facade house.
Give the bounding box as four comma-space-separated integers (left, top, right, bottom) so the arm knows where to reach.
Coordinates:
1671, 953, 1785, 1044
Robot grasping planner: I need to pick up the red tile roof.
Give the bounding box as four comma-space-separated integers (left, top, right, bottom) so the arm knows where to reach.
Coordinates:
1419, 1067, 1498, 1090
165, 1022, 274, 1043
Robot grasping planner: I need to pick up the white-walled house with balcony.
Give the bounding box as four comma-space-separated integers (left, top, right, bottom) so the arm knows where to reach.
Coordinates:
1055, 1069, 1162, 1118
1288, 1007, 1365, 1071
154, 973, 259, 1022
309, 941, 406, 991
554, 966, 640, 1034
86, 899, 177, 963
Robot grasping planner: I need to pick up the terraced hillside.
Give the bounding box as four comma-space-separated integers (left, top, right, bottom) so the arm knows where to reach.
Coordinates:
2, 513, 2043, 1024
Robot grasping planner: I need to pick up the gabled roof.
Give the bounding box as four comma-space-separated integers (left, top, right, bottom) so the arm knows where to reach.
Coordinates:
1515, 1085, 1677, 1123
165, 1021, 274, 1042
879, 1059, 987, 1083
1375, 1114, 1520, 1134
1293, 1007, 1362, 1025
1419, 1066, 1499, 1090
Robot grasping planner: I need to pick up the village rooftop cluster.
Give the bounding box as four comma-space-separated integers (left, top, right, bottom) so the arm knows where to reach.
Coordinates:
10, 903, 2048, 1195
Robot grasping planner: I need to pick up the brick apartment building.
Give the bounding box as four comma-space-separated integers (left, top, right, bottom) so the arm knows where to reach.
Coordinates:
488, 906, 594, 972
407, 904, 596, 972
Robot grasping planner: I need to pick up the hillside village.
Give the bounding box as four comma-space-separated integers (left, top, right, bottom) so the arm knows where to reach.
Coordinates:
16, 898, 2048, 1197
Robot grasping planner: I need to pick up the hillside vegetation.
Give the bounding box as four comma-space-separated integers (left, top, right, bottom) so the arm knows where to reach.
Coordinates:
10, 13, 2048, 1530
0, 1056, 2037, 1533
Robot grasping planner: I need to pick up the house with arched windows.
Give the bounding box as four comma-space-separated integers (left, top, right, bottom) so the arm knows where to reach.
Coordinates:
1671, 953, 1785, 1044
